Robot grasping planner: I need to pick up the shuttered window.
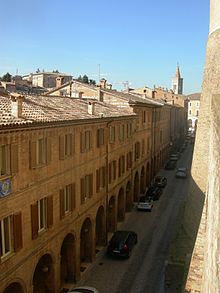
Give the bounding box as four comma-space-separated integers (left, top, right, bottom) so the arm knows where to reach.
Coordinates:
81, 174, 93, 204
81, 131, 92, 153
0, 145, 11, 176
135, 142, 140, 161
30, 138, 51, 168
126, 151, 132, 170
97, 128, 104, 147
60, 183, 75, 219
31, 196, 53, 239
96, 167, 106, 192
109, 126, 115, 143
59, 133, 75, 159
0, 216, 12, 258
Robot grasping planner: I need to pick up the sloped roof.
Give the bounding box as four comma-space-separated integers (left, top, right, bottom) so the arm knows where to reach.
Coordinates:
187, 93, 201, 100
0, 94, 135, 128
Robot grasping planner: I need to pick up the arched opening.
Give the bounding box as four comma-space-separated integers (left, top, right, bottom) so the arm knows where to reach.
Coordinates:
150, 158, 154, 182
117, 188, 125, 222
33, 254, 55, 293
60, 234, 76, 285
133, 171, 139, 202
188, 119, 192, 131
95, 206, 106, 251
125, 181, 132, 212
107, 196, 116, 234
80, 218, 93, 266
140, 166, 145, 194
3, 282, 24, 293
146, 162, 150, 188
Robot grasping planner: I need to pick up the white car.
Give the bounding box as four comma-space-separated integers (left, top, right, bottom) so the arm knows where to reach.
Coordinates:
137, 196, 153, 211
175, 167, 187, 178
69, 286, 99, 293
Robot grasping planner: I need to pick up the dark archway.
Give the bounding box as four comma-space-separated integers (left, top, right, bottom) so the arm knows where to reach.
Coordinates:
140, 166, 145, 194
60, 234, 76, 285
107, 196, 116, 233
117, 188, 125, 222
33, 254, 55, 293
3, 282, 24, 293
125, 181, 132, 212
95, 206, 106, 249
80, 218, 93, 265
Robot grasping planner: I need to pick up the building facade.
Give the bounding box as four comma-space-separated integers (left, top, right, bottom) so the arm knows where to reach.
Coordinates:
186, 93, 201, 133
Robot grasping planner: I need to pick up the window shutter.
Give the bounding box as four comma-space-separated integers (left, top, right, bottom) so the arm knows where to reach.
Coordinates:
113, 160, 116, 180
47, 196, 53, 228
102, 167, 106, 187
13, 212, 23, 252
96, 169, 100, 192
59, 135, 65, 159
71, 134, 75, 156
118, 158, 121, 177
80, 178, 85, 204
80, 133, 85, 153
31, 203, 38, 239
10, 144, 19, 174
70, 183, 75, 211
46, 138, 51, 164
109, 163, 112, 184
97, 130, 100, 147
89, 174, 93, 197
30, 141, 37, 169
60, 189, 65, 219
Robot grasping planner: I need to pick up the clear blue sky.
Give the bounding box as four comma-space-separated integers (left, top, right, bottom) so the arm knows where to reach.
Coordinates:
0, 0, 209, 94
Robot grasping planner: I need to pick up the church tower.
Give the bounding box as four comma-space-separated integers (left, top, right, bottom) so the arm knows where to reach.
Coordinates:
172, 64, 183, 94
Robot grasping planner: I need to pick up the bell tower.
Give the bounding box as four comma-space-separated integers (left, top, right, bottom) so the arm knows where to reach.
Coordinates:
172, 64, 183, 94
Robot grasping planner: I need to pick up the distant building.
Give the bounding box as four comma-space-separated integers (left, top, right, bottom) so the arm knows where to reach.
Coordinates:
172, 65, 183, 94
186, 93, 201, 133
23, 72, 72, 88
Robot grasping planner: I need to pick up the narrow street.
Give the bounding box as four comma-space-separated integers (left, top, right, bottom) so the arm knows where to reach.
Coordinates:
75, 145, 194, 293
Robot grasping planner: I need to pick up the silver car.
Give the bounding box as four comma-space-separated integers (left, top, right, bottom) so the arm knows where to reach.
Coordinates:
137, 196, 153, 211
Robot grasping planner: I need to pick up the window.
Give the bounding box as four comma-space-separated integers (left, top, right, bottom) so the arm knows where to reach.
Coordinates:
60, 183, 75, 219
189, 110, 192, 115
38, 198, 47, 232
30, 138, 51, 168
147, 137, 150, 153
31, 196, 53, 239
119, 124, 125, 141
126, 152, 132, 170
109, 126, 115, 143
59, 133, 75, 159
0, 213, 22, 258
134, 142, 140, 161
189, 102, 192, 107
96, 166, 106, 192
81, 130, 92, 152
142, 139, 145, 156
118, 155, 125, 177
0, 145, 10, 176
109, 160, 117, 184
196, 110, 199, 117
0, 144, 18, 177
160, 130, 163, 143
127, 123, 132, 138
81, 174, 93, 204
97, 128, 105, 147
142, 111, 146, 123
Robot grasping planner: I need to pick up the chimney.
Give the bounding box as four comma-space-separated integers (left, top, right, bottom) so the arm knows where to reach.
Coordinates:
97, 88, 104, 102
107, 84, 112, 90
88, 102, 95, 115
56, 76, 64, 88
99, 78, 107, 89
11, 94, 24, 118
78, 92, 83, 99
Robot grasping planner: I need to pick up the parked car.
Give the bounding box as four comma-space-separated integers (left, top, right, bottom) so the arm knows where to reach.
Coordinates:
69, 286, 99, 293
164, 160, 176, 170
170, 154, 179, 161
107, 230, 138, 258
154, 176, 167, 188
175, 167, 187, 178
145, 185, 163, 200
137, 196, 153, 211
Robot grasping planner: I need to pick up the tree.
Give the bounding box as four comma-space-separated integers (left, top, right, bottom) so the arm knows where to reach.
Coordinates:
77, 75, 82, 82
1, 72, 12, 82
82, 75, 89, 84
52, 69, 59, 73
89, 79, 96, 85
36, 68, 40, 73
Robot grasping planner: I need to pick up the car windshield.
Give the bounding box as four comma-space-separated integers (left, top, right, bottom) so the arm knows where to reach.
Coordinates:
139, 197, 146, 202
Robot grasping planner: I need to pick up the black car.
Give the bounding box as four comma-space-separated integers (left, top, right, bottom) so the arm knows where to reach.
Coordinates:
164, 160, 176, 170
145, 185, 163, 200
107, 230, 137, 258
154, 176, 167, 188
